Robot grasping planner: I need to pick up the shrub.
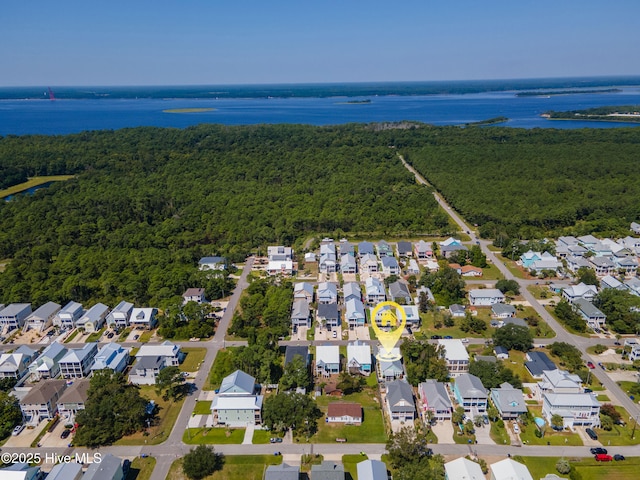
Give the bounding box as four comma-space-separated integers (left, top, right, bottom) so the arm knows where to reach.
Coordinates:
556, 459, 571, 474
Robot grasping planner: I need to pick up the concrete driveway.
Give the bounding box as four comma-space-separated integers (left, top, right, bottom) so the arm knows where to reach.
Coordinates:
431, 420, 454, 444
474, 422, 495, 445
3, 420, 47, 447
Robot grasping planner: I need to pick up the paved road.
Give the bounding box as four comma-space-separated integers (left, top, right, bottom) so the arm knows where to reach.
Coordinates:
400, 153, 640, 420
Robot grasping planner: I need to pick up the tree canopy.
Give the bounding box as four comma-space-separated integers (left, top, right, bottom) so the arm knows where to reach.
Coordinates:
0, 390, 22, 440
262, 392, 322, 436
182, 445, 224, 480
401, 339, 449, 385
492, 324, 533, 351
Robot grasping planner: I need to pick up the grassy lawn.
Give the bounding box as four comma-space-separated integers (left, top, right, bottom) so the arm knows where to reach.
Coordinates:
251, 430, 273, 444
489, 420, 511, 445
343, 453, 368, 480
520, 456, 640, 480
516, 306, 555, 338
183, 427, 245, 444
312, 388, 386, 443
180, 347, 207, 372
64, 329, 80, 343
452, 429, 476, 444
519, 407, 582, 446
479, 263, 503, 280
596, 405, 640, 446
597, 394, 610, 402
416, 310, 496, 339
207, 348, 237, 390
495, 254, 530, 279
527, 285, 552, 300
193, 401, 212, 415
166, 455, 281, 480
138, 330, 155, 343
301, 454, 324, 473
86, 327, 106, 343
126, 456, 156, 480
0, 175, 75, 198
118, 327, 132, 342
115, 386, 184, 445
544, 306, 591, 337
502, 350, 536, 384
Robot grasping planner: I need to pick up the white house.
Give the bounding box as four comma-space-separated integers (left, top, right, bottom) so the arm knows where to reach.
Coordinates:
445, 458, 484, 480
23, 302, 61, 332
468, 289, 505, 306
136, 341, 183, 366
211, 370, 262, 426
54, 301, 84, 330
0, 346, 36, 380
346, 341, 372, 376
28, 342, 67, 380
438, 339, 469, 377
268, 246, 293, 261
76, 303, 109, 333
315, 345, 340, 376
327, 402, 362, 424
562, 282, 598, 303
542, 392, 600, 428
105, 300, 133, 329
129, 307, 158, 329
183, 288, 206, 304
537, 369, 583, 397
490, 458, 533, 480
365, 277, 386, 304
91, 342, 130, 373
0, 303, 32, 331
59, 343, 98, 379
198, 256, 226, 271
345, 298, 366, 329
360, 253, 379, 273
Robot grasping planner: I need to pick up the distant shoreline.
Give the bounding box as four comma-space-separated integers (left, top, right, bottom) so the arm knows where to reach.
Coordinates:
163, 108, 216, 113
516, 88, 622, 97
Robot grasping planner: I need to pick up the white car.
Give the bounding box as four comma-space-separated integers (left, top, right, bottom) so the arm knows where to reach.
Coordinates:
512, 422, 520, 434
12, 424, 25, 436
332, 331, 337, 338
461, 338, 469, 344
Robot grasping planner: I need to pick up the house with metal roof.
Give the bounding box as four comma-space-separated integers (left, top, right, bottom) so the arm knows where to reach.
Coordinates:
542, 392, 601, 428
340, 254, 357, 274
573, 298, 606, 329
317, 282, 338, 304
381, 256, 400, 276
211, 370, 263, 426
0, 346, 36, 380
365, 277, 386, 304
537, 369, 582, 396
291, 299, 311, 329
345, 298, 366, 329
105, 300, 134, 329
76, 303, 109, 333
377, 348, 404, 382
54, 301, 84, 330
396, 241, 413, 258
414, 240, 433, 261
0, 303, 32, 331
284, 346, 309, 367
129, 307, 158, 329
294, 282, 314, 302
468, 289, 505, 306
418, 379, 452, 421
46, 462, 83, 480
316, 345, 340, 376
491, 303, 516, 318
360, 253, 379, 273
343, 282, 362, 303
358, 241, 375, 257
445, 457, 484, 480
490, 458, 533, 480
452, 373, 487, 414
339, 240, 355, 257
317, 303, 340, 329
385, 379, 415, 421
346, 341, 371, 376
59, 343, 98, 378
23, 302, 61, 332
357, 459, 387, 480
91, 342, 130, 373
83, 453, 124, 480
198, 256, 226, 271
28, 342, 67, 380
438, 339, 470, 377
388, 280, 411, 304
490, 382, 527, 420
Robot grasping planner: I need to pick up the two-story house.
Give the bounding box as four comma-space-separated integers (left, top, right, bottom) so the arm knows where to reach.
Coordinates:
211, 370, 262, 426
418, 379, 452, 421
438, 339, 469, 377
59, 343, 98, 379
452, 373, 488, 415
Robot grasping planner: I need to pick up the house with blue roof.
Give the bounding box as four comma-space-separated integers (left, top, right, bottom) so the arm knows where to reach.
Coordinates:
59, 343, 98, 379
91, 342, 130, 373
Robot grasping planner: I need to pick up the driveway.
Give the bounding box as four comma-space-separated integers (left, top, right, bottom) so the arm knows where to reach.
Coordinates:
3, 420, 47, 447
575, 426, 601, 447
431, 420, 454, 444
474, 422, 495, 445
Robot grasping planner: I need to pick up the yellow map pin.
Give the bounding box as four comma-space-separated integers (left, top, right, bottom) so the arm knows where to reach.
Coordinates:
371, 301, 406, 361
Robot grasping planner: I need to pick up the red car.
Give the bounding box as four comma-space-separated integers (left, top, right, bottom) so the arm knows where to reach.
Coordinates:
587, 362, 595, 369
595, 454, 613, 462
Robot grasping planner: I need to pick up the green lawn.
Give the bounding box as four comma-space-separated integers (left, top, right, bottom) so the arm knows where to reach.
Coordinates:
596, 405, 640, 446
495, 254, 531, 279
183, 428, 245, 444
86, 327, 106, 343
0, 175, 75, 198
527, 285, 552, 300
616, 381, 640, 398
166, 455, 281, 480
126, 456, 156, 480
416, 310, 496, 340
115, 386, 184, 445
313, 389, 386, 443
479, 263, 503, 280
118, 327, 132, 342
489, 420, 511, 445
518, 407, 582, 446
180, 347, 207, 372
544, 306, 591, 337
502, 350, 536, 384
193, 401, 212, 415
251, 430, 273, 444
207, 348, 237, 390
64, 329, 80, 343
343, 453, 368, 480
596, 394, 610, 402
520, 456, 640, 480
138, 330, 155, 343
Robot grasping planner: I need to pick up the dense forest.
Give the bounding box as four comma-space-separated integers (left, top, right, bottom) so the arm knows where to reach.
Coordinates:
401, 126, 640, 239
546, 105, 640, 122
0, 124, 444, 307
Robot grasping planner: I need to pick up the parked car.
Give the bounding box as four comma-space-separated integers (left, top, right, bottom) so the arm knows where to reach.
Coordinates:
12, 424, 24, 436
590, 447, 607, 455
614, 454, 625, 461
107, 332, 114, 339
275, 437, 282, 443
332, 331, 337, 338
431, 335, 442, 339
133, 334, 140, 340
586, 429, 599, 441
587, 362, 595, 369
595, 454, 613, 462
61, 429, 71, 439
461, 338, 469, 343
123, 459, 131, 476
598, 362, 606, 370
443, 335, 453, 339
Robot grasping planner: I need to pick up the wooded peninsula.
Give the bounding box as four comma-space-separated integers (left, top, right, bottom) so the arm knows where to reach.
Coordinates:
545, 105, 640, 122
1, 123, 640, 306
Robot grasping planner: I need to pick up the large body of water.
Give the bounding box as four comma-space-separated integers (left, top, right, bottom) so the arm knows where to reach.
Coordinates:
1, 78, 640, 135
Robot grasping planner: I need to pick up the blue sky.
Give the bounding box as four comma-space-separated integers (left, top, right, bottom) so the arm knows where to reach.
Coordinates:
1, 0, 639, 86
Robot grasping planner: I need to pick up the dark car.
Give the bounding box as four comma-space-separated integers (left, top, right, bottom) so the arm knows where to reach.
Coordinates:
444, 335, 453, 339
107, 332, 114, 339
61, 429, 71, 439
431, 335, 442, 339
123, 459, 131, 475
590, 447, 606, 455
586, 429, 599, 441
614, 454, 625, 461
134, 334, 140, 340
584, 388, 593, 393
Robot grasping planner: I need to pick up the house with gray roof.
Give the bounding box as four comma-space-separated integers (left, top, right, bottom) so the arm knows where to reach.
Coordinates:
347, 341, 372, 376
418, 379, 452, 421
386, 379, 415, 421
339, 240, 355, 257
440, 242, 468, 259
317, 303, 340, 329
312, 461, 345, 480
340, 254, 357, 274
357, 459, 387, 480
28, 341, 67, 380
449, 304, 466, 318
502, 317, 528, 328
317, 282, 338, 304
491, 303, 516, 318
76, 303, 109, 333
360, 253, 379, 273
291, 299, 311, 329
376, 240, 393, 258
294, 282, 314, 302
198, 256, 226, 271
573, 298, 606, 329
343, 282, 362, 303
91, 342, 130, 373
56, 378, 90, 421
469, 289, 505, 306
316, 345, 340, 376
345, 298, 366, 329
396, 241, 413, 258
53, 302, 84, 330
381, 256, 400, 276
83, 453, 124, 480
265, 463, 299, 480
0, 303, 32, 331
537, 369, 583, 396
562, 282, 598, 303
19, 379, 67, 424
319, 242, 338, 273
46, 462, 83, 480
358, 241, 375, 257
128, 355, 166, 385
59, 343, 98, 378
23, 302, 61, 332
525, 351, 556, 378
365, 277, 386, 304
388, 280, 411, 304
452, 373, 487, 414
414, 240, 433, 261
129, 307, 158, 330
212, 370, 262, 426
490, 382, 527, 420
0, 346, 36, 380
494, 346, 509, 359
284, 346, 309, 367
105, 300, 134, 329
